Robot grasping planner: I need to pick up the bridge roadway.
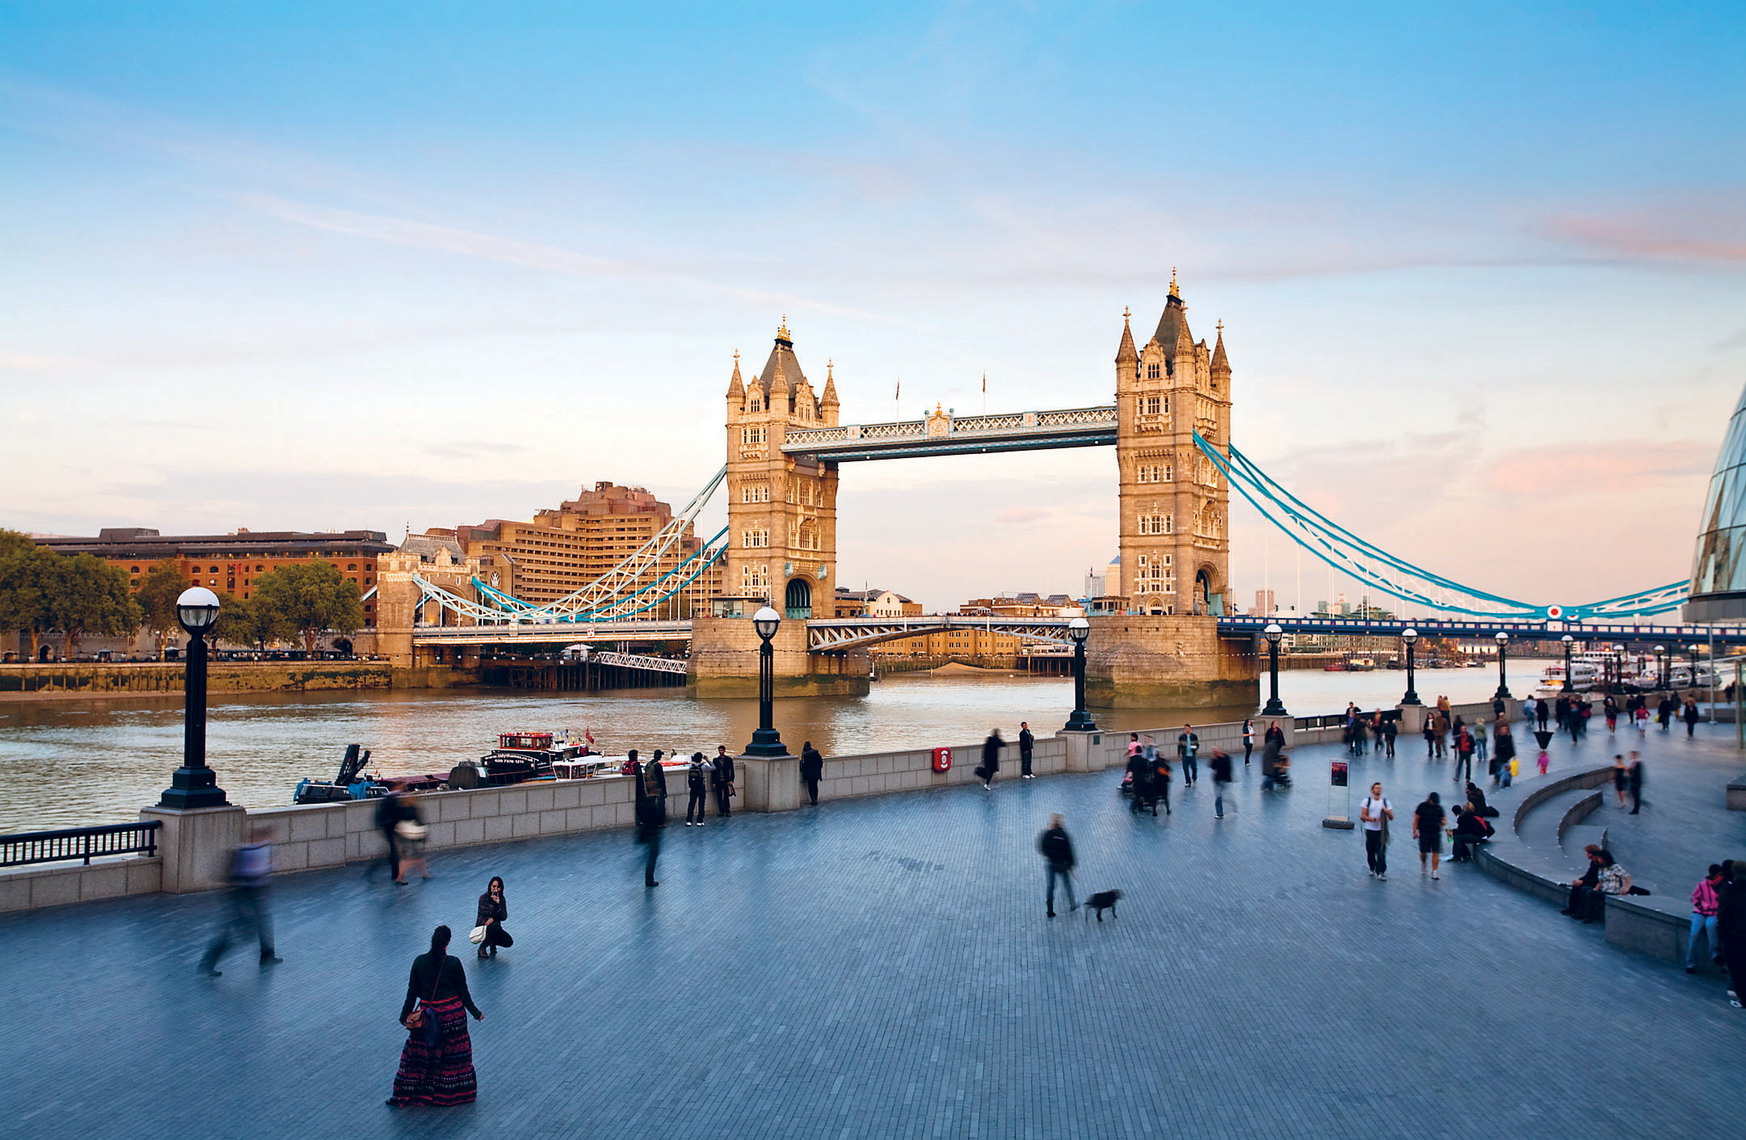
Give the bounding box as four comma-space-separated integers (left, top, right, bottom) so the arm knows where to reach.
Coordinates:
781, 404, 1117, 462
414, 613, 1746, 651
1216, 614, 1746, 644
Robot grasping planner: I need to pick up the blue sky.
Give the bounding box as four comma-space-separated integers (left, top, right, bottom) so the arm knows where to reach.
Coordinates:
2, 1, 1743, 611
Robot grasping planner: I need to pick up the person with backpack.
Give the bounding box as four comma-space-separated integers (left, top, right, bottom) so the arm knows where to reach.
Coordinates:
1126, 746, 1153, 816
1038, 813, 1077, 918
1177, 724, 1199, 787
1360, 782, 1394, 880
684, 752, 710, 825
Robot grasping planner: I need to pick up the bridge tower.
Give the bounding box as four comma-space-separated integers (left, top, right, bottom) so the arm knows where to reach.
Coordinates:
1115, 270, 1232, 614
721, 320, 841, 618
1091, 273, 1255, 709
692, 321, 866, 697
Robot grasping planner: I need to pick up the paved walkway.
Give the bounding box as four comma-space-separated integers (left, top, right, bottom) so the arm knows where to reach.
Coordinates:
4, 724, 1744, 1139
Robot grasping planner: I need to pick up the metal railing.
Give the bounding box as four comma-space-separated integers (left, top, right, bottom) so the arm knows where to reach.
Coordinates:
0, 820, 162, 868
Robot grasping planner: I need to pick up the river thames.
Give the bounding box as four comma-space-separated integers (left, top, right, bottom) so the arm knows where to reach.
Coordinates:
0, 661, 1549, 831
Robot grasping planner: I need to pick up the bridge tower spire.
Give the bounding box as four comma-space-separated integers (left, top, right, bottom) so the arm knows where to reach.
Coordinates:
1115, 273, 1232, 617
720, 319, 840, 625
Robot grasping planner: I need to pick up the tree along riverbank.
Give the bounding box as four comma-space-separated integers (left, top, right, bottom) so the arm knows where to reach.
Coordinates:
0, 662, 478, 700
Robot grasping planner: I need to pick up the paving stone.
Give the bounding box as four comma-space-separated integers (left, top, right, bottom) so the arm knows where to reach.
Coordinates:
2, 723, 1743, 1138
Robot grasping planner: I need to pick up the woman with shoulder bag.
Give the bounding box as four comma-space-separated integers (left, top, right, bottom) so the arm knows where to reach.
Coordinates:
473, 876, 512, 960
388, 925, 484, 1107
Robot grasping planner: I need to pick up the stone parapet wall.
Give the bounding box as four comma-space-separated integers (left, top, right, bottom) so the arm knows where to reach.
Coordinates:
0, 857, 162, 913
0, 662, 477, 696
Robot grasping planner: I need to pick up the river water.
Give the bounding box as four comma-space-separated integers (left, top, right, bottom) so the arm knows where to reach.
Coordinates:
0, 660, 1551, 832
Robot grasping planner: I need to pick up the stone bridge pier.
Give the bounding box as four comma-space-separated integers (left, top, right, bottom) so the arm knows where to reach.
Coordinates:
1085, 614, 1259, 710
688, 614, 870, 698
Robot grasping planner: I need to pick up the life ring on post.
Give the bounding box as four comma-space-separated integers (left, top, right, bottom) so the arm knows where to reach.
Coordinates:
931, 747, 952, 773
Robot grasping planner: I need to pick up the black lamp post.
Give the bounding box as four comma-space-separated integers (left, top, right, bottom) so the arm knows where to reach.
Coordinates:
1261, 622, 1288, 716
1561, 634, 1575, 692
1655, 645, 1667, 690
743, 605, 790, 757
158, 587, 228, 808
1493, 631, 1512, 701
1063, 617, 1098, 732
1400, 627, 1421, 706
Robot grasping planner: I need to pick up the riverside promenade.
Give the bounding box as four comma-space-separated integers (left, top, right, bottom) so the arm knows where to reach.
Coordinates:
3, 720, 1743, 1138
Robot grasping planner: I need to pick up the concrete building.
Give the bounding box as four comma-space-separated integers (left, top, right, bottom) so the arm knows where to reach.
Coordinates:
428, 481, 721, 616
1254, 588, 1276, 617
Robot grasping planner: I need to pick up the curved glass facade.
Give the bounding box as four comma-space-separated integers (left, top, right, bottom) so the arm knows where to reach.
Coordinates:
1686, 381, 1746, 621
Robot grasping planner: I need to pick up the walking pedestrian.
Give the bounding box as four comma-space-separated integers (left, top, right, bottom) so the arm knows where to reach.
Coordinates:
1209, 748, 1233, 819
1627, 752, 1644, 814
474, 876, 512, 960
1716, 861, 1746, 1007
389, 925, 483, 1108
1603, 695, 1619, 734
1413, 792, 1446, 879
1473, 718, 1489, 764
711, 745, 734, 817
1242, 718, 1254, 765
373, 785, 408, 883
633, 749, 665, 888
977, 729, 1003, 790
1423, 715, 1437, 760
1612, 754, 1629, 808
799, 741, 824, 804
1684, 697, 1701, 737
1177, 724, 1199, 786
1126, 745, 1152, 816
198, 824, 282, 977
1657, 695, 1674, 731
1018, 722, 1035, 778
685, 752, 709, 825
1360, 782, 1393, 880
1454, 726, 1474, 784
1382, 716, 1397, 759
1493, 723, 1516, 786
1038, 813, 1077, 918
394, 794, 430, 884
1686, 864, 1724, 974
1536, 699, 1550, 732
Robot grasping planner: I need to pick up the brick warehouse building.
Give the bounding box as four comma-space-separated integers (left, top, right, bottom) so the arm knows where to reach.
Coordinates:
33, 527, 395, 628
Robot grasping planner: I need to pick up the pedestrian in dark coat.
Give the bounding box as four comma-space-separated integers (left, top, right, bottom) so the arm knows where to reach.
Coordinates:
1126, 748, 1153, 815
374, 788, 407, 882
685, 753, 709, 825
1716, 861, 1746, 1009
474, 876, 511, 959
1018, 722, 1036, 779
1684, 698, 1701, 736
799, 741, 824, 805
1627, 752, 1644, 814
631, 749, 663, 888
1209, 749, 1233, 818
1038, 813, 1077, 917
978, 730, 1003, 790
1493, 723, 1516, 783
711, 745, 734, 817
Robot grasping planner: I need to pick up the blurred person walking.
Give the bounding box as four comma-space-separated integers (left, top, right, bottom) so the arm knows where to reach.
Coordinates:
394, 794, 430, 884
634, 749, 665, 887
389, 925, 483, 1108
977, 729, 1004, 790
1038, 813, 1077, 918
198, 823, 281, 977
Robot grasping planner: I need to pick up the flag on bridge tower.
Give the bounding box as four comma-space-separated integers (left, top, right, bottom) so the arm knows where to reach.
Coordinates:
981, 371, 986, 394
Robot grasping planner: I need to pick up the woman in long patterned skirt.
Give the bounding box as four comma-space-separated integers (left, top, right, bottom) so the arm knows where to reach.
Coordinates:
389, 925, 484, 1107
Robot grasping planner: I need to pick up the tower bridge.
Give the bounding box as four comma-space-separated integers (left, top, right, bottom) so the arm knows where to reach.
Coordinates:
378, 270, 1701, 703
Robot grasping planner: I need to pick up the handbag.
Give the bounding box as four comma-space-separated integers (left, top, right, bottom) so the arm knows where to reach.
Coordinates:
468, 924, 488, 945
404, 958, 446, 1046
396, 820, 427, 841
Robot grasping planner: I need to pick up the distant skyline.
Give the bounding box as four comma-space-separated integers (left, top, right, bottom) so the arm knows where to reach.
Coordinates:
3, 3, 1743, 613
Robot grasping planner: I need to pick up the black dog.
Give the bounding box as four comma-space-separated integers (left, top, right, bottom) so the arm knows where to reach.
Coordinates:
1085, 889, 1122, 922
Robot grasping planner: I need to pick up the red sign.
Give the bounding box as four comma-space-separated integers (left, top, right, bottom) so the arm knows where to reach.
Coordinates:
931, 747, 952, 773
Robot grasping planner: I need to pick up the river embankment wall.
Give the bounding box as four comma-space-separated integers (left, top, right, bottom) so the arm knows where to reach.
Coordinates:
0, 702, 1541, 913
0, 662, 479, 699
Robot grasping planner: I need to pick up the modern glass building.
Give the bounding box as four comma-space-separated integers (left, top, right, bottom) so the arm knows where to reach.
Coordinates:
1686, 382, 1746, 621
